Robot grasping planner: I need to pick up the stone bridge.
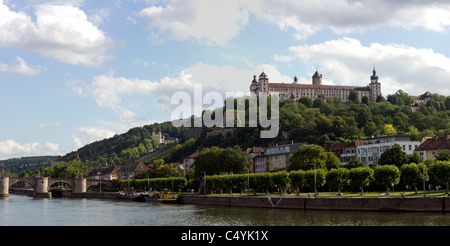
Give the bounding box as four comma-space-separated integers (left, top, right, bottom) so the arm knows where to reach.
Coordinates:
0, 177, 114, 198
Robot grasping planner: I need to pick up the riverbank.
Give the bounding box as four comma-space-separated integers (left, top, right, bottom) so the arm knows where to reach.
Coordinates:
179, 194, 450, 212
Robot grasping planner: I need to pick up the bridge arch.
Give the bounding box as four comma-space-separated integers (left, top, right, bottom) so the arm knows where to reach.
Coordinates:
9, 178, 37, 190
48, 179, 74, 190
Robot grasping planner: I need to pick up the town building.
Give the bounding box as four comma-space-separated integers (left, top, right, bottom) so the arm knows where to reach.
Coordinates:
118, 160, 148, 179
412, 91, 433, 105
250, 68, 382, 103
324, 141, 363, 166
414, 135, 450, 160
265, 142, 306, 171
181, 152, 198, 175
253, 151, 267, 173
246, 147, 266, 173
151, 129, 179, 145
356, 135, 420, 166
87, 166, 119, 180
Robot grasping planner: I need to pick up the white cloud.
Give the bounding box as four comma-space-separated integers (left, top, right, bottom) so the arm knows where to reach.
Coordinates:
287, 37, 450, 96
138, 0, 250, 46
72, 127, 115, 149
0, 139, 61, 160
0, 57, 41, 75
0, 0, 115, 66
250, 0, 450, 39
39, 121, 61, 129
72, 63, 293, 122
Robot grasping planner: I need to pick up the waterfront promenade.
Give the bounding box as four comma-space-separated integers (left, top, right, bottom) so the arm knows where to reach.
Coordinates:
179, 194, 450, 213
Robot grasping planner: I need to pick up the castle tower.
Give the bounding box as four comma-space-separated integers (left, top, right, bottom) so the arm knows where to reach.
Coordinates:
249, 75, 259, 96
258, 72, 269, 93
312, 70, 322, 85
369, 67, 381, 103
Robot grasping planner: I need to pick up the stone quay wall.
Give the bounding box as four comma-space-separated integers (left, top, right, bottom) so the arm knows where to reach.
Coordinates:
179, 195, 450, 213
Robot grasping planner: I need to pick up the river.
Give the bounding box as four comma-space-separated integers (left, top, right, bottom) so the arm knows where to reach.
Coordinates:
1, 194, 450, 226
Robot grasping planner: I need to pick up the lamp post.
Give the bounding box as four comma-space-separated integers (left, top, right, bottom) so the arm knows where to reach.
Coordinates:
203, 172, 206, 196
244, 168, 249, 196
423, 151, 426, 198
310, 163, 317, 198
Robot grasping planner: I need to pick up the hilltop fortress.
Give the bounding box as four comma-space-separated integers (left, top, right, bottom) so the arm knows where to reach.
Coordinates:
250, 68, 382, 103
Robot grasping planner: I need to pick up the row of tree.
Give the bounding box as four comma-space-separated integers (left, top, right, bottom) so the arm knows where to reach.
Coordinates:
112, 177, 187, 192
203, 160, 450, 195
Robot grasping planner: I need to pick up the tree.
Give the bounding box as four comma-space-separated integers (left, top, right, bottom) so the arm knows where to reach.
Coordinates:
326, 168, 349, 194
271, 170, 290, 194
383, 124, 396, 135
345, 158, 365, 169
378, 144, 407, 168
325, 152, 341, 170
298, 97, 313, 107
288, 144, 328, 171
374, 165, 401, 194
289, 170, 305, 194
435, 150, 450, 161
348, 167, 373, 194
304, 169, 327, 195
348, 90, 359, 103
429, 160, 450, 194
400, 163, 428, 194
361, 96, 369, 105
194, 146, 252, 177
136, 159, 183, 179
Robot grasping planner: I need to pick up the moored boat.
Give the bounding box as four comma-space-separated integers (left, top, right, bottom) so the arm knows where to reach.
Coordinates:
116, 191, 148, 202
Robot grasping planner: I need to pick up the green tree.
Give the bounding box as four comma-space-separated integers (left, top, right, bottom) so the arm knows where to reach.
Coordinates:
326, 168, 349, 194
348, 167, 373, 194
348, 90, 359, 103
345, 158, 365, 169
374, 165, 401, 194
325, 152, 341, 170
383, 124, 396, 135
378, 144, 407, 168
289, 170, 305, 194
429, 160, 450, 194
304, 168, 327, 195
435, 150, 450, 161
194, 146, 252, 177
271, 170, 290, 194
288, 144, 328, 171
400, 163, 428, 194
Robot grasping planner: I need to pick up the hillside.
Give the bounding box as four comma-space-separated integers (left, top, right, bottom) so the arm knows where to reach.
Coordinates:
2, 91, 450, 174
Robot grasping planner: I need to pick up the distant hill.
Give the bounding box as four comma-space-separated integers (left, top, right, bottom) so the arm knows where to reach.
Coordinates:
0, 156, 60, 174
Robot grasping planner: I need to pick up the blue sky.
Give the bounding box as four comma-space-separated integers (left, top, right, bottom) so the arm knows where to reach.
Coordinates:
1, 0, 450, 160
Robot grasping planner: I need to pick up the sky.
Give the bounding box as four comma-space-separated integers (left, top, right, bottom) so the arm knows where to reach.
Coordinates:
1, 0, 450, 160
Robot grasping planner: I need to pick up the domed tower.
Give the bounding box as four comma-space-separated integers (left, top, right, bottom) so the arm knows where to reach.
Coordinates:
369, 66, 381, 103
258, 71, 269, 93
249, 75, 259, 96
312, 70, 322, 85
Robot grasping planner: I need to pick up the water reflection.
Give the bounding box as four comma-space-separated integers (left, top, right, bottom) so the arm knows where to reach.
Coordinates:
1, 195, 449, 226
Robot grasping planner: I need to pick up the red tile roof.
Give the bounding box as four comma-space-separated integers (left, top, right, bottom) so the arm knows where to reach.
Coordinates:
414, 136, 450, 151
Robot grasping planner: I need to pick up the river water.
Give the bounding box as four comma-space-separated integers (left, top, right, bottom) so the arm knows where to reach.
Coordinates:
1, 194, 450, 226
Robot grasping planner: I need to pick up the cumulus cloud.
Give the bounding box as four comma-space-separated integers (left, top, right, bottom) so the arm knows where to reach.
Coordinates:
0, 0, 115, 66
71, 63, 291, 122
250, 0, 450, 39
138, 0, 250, 46
287, 37, 450, 96
0, 57, 41, 75
72, 127, 116, 149
0, 139, 61, 160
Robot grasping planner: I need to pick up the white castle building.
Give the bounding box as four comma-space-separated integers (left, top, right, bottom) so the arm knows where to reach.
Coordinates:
250, 68, 382, 103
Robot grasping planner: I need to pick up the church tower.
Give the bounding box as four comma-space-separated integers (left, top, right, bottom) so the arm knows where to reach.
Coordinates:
369, 67, 381, 103
249, 75, 259, 96
312, 70, 322, 85
258, 72, 269, 93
